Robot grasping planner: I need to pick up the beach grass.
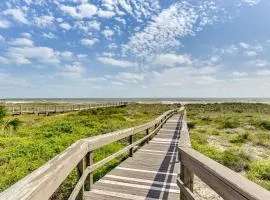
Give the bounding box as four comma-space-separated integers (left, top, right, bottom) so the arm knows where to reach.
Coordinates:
187, 103, 270, 190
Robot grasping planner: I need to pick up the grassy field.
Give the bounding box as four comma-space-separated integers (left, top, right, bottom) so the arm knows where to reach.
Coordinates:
186, 103, 270, 191
0, 103, 177, 199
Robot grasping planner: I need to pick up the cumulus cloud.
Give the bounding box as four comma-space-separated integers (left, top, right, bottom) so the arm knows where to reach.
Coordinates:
0, 34, 5, 42
242, 0, 261, 6
0, 19, 11, 28
3, 8, 29, 24
97, 57, 134, 68
34, 15, 54, 27
102, 29, 114, 39
59, 22, 72, 30
122, 1, 219, 59
153, 53, 192, 67
42, 32, 57, 39
256, 69, 270, 76
59, 3, 97, 19
80, 38, 98, 47
105, 72, 145, 83
247, 59, 270, 68
9, 38, 34, 46
232, 71, 248, 77
21, 32, 31, 38
57, 62, 86, 78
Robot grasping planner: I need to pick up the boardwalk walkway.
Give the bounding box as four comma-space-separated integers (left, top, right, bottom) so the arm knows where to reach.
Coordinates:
84, 114, 181, 200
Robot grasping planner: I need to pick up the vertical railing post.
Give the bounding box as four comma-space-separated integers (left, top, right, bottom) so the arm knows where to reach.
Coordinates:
179, 152, 194, 200
89, 151, 93, 190
77, 157, 85, 199
129, 135, 133, 157
146, 128, 149, 143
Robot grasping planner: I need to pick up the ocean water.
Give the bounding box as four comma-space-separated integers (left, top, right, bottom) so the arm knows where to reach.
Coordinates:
1, 98, 270, 104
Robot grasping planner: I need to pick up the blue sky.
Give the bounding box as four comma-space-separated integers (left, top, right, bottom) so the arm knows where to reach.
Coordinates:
0, 0, 270, 98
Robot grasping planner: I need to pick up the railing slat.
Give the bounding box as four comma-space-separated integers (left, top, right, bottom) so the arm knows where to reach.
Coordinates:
177, 178, 196, 200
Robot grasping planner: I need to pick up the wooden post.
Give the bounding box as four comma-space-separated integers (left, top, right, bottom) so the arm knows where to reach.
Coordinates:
146, 128, 149, 143
179, 153, 194, 200
76, 158, 85, 199
86, 151, 94, 191
129, 135, 133, 157
20, 105, 22, 115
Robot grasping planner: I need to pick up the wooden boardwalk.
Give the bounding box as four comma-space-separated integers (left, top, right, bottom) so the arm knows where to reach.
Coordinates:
84, 115, 181, 200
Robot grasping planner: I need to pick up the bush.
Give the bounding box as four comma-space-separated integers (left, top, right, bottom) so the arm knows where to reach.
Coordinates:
220, 120, 240, 129
259, 121, 270, 131
247, 160, 270, 190
230, 132, 250, 144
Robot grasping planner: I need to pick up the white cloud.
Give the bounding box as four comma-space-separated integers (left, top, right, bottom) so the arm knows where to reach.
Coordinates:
111, 81, 124, 86
9, 38, 34, 46
247, 59, 270, 68
242, 0, 261, 6
80, 38, 98, 47
42, 32, 57, 39
243, 50, 257, 57
256, 70, 270, 76
97, 57, 134, 68
122, 2, 198, 58
57, 62, 86, 78
3, 9, 29, 24
87, 20, 100, 30
232, 71, 248, 77
97, 9, 115, 18
21, 32, 31, 38
34, 15, 54, 27
59, 3, 97, 19
218, 42, 264, 57
1, 45, 60, 65
59, 22, 72, 30
0, 35, 5, 42
102, 29, 114, 39
153, 53, 192, 67
0, 19, 11, 28
105, 72, 145, 83
151, 67, 220, 87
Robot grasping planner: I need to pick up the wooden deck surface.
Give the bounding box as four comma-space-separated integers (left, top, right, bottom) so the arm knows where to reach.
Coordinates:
84, 115, 181, 200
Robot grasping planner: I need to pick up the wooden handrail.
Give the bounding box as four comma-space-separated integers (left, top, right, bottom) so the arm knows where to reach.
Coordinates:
178, 108, 270, 200
0, 109, 176, 200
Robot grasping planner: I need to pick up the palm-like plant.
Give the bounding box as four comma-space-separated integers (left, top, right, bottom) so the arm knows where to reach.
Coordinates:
0, 106, 21, 133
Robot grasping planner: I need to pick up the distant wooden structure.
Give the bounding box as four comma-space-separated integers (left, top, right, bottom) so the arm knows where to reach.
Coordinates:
0, 107, 269, 200
4, 102, 127, 116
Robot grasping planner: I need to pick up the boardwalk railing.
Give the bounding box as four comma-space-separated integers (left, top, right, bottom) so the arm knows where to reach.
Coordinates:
177, 108, 270, 200
4, 102, 127, 115
0, 109, 176, 200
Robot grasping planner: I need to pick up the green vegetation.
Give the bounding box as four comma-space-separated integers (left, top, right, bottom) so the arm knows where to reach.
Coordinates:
0, 106, 21, 134
0, 103, 177, 199
187, 103, 270, 191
